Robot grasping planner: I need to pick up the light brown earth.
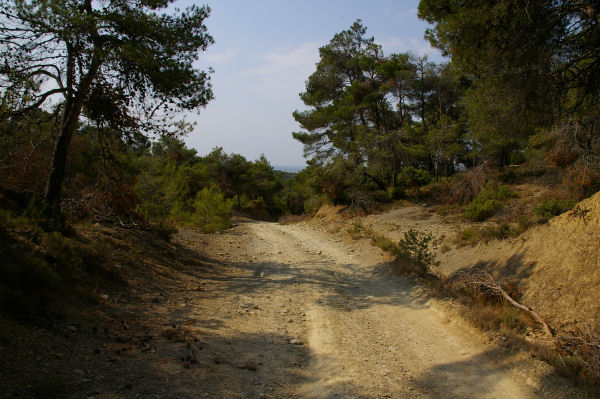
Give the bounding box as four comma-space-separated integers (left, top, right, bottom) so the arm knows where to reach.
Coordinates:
200, 219, 577, 399
2, 199, 592, 398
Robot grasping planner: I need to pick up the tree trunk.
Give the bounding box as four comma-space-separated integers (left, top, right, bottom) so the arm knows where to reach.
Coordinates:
44, 110, 81, 206
43, 52, 103, 210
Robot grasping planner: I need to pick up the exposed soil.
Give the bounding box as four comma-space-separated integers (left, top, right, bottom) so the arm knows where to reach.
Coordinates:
0, 207, 587, 398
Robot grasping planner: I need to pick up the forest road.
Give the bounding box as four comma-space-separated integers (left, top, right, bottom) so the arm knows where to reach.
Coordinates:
195, 219, 550, 399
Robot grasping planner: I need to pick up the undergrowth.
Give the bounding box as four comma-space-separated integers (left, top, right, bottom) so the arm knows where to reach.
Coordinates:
534, 198, 577, 222
464, 183, 517, 221
347, 221, 439, 277
455, 195, 579, 247
0, 209, 105, 321
389, 229, 439, 276
436, 273, 600, 394
454, 223, 520, 246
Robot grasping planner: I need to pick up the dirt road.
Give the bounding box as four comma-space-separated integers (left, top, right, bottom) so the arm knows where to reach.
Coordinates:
0, 212, 584, 399
172, 219, 576, 399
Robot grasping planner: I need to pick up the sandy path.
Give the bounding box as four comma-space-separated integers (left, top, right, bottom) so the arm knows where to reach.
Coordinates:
0, 214, 579, 399
238, 221, 540, 398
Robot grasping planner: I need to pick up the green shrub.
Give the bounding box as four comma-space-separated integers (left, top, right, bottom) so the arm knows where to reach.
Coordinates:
25, 196, 68, 233
397, 167, 432, 188
499, 307, 527, 331
495, 167, 519, 183
456, 223, 518, 246
371, 234, 396, 252
347, 220, 372, 240
455, 228, 482, 246
464, 183, 517, 221
387, 186, 405, 200
510, 151, 526, 165
304, 194, 329, 214
516, 214, 540, 232
243, 197, 274, 220
371, 189, 391, 203
392, 229, 439, 276
481, 223, 515, 241
189, 187, 233, 233
465, 198, 503, 221
534, 198, 577, 221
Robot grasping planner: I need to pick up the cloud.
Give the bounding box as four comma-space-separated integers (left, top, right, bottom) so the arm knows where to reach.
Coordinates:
245, 41, 322, 99
205, 49, 236, 64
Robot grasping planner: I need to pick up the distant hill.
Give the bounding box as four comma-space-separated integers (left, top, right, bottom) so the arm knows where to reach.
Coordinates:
274, 165, 304, 174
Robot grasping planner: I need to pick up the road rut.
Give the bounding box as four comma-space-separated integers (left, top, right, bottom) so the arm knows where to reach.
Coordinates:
232, 221, 541, 398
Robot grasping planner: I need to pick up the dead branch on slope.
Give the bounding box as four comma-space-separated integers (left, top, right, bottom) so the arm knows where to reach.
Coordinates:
459, 269, 554, 338
459, 269, 600, 379
557, 327, 600, 377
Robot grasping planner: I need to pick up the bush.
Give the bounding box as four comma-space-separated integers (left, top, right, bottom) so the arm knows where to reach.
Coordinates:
534, 198, 577, 221
465, 198, 503, 221
447, 161, 493, 204
41, 232, 84, 275
371, 189, 391, 203
455, 223, 518, 246
397, 167, 432, 188
563, 163, 600, 200
25, 195, 70, 233
243, 197, 277, 220
304, 194, 328, 214
345, 189, 375, 215
188, 187, 233, 233
392, 229, 439, 276
464, 183, 516, 221
481, 223, 515, 241
455, 227, 483, 246
510, 151, 526, 165
371, 234, 396, 253
387, 186, 405, 200
347, 220, 372, 240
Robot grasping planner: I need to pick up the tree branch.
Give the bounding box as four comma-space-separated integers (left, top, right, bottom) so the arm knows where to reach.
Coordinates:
460, 270, 555, 338
5, 88, 67, 116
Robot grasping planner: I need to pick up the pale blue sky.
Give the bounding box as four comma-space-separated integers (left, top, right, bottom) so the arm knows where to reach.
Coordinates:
184, 1, 443, 168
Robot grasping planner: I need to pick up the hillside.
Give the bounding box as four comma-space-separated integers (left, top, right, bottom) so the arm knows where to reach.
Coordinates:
425, 191, 600, 334
313, 192, 599, 336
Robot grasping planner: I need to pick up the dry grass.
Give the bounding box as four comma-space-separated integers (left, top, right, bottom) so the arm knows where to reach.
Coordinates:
279, 213, 313, 225
433, 272, 600, 394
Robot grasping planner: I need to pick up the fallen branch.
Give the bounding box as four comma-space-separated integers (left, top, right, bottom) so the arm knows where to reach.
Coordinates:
556, 327, 600, 377
459, 270, 600, 378
459, 270, 554, 338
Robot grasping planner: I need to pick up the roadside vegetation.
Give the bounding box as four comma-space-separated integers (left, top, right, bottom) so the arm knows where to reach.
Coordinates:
1, 0, 599, 394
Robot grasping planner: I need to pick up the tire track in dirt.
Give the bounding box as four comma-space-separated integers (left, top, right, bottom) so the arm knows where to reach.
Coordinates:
243, 221, 543, 398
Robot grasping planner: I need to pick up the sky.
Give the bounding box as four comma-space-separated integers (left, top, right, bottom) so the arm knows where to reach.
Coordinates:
183, 0, 443, 170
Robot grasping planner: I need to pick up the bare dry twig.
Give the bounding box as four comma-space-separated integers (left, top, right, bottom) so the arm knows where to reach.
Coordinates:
557, 327, 600, 377
458, 269, 600, 378
459, 269, 554, 338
